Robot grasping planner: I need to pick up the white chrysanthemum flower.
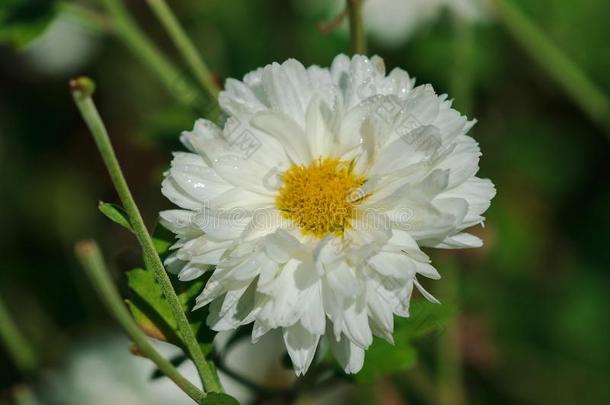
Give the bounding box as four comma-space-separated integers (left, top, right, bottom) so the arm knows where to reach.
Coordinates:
161, 54, 495, 375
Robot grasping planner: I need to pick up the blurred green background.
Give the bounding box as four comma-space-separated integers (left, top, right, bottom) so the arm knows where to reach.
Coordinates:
1, 0, 609, 404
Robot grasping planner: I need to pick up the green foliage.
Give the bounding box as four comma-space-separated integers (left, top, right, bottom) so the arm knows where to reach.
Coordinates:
356, 338, 417, 383
125, 267, 212, 351
356, 300, 455, 383
126, 224, 215, 355
152, 222, 175, 259
98, 201, 133, 232
0, 0, 57, 48
140, 106, 198, 142
397, 300, 456, 338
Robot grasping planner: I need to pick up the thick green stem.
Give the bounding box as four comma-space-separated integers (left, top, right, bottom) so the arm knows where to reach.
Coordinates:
146, 0, 220, 99
70, 76, 222, 393
346, 0, 367, 55
98, 0, 206, 112
74, 241, 206, 403
494, 0, 610, 134
0, 296, 37, 375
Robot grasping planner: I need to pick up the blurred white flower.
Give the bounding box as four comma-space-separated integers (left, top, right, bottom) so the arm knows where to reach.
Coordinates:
161, 54, 495, 375
295, 0, 491, 48
22, 17, 99, 76
40, 332, 292, 404
364, 0, 489, 47
42, 334, 197, 405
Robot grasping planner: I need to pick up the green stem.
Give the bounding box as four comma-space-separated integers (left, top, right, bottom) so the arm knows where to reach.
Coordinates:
146, 0, 220, 99
436, 259, 465, 405
98, 0, 206, 112
450, 16, 475, 115
70, 76, 223, 393
494, 0, 610, 134
74, 241, 206, 403
0, 295, 37, 375
436, 20, 475, 405
346, 0, 367, 55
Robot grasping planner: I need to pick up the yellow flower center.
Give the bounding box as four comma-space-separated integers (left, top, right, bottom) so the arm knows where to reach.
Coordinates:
276, 158, 367, 238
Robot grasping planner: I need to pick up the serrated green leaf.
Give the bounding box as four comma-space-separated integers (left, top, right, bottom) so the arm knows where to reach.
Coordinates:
0, 0, 57, 48
201, 393, 240, 405
98, 201, 133, 232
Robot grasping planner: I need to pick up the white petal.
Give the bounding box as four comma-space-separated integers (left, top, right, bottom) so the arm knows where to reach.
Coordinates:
440, 176, 496, 228
423, 232, 483, 249
261, 60, 310, 126
305, 95, 333, 158
159, 210, 199, 238
166, 152, 233, 204
299, 283, 326, 335
219, 77, 266, 117
207, 283, 256, 331
211, 155, 281, 197
329, 334, 365, 374
414, 278, 440, 304
342, 297, 373, 348
366, 276, 395, 343
257, 260, 319, 327
251, 111, 311, 164
178, 262, 209, 281
161, 177, 203, 211
434, 135, 481, 188
324, 261, 362, 298
283, 323, 320, 376
190, 207, 251, 241
251, 317, 272, 343
264, 229, 304, 263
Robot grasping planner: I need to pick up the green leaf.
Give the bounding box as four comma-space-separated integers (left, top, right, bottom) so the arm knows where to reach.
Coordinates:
395, 300, 456, 339
0, 0, 58, 48
152, 223, 175, 257
356, 338, 417, 383
98, 201, 133, 232
125, 266, 214, 355
354, 300, 456, 383
127, 223, 217, 374
201, 393, 240, 405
